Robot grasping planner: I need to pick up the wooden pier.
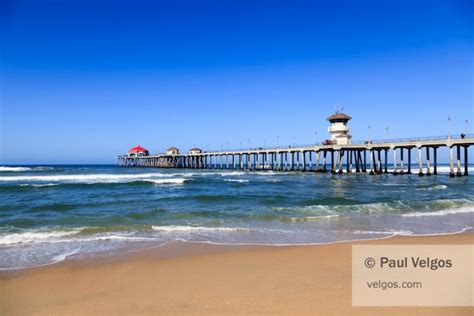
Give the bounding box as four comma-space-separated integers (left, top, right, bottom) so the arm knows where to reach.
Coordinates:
118, 135, 473, 177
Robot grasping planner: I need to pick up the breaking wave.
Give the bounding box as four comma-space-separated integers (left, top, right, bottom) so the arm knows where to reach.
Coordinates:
145, 178, 187, 185
0, 229, 81, 245
0, 166, 56, 172
0, 166, 32, 172
0, 173, 183, 185
270, 199, 474, 218
401, 206, 474, 217
224, 179, 249, 183
415, 184, 448, 191
19, 183, 58, 188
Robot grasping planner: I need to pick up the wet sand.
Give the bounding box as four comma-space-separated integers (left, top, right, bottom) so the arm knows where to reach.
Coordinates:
1, 233, 473, 315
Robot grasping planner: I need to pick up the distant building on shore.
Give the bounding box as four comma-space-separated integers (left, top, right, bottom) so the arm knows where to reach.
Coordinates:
166, 147, 180, 155
127, 145, 149, 157
188, 148, 203, 154
327, 112, 352, 145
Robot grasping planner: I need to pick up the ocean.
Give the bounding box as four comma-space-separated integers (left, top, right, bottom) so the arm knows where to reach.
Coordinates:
0, 164, 473, 270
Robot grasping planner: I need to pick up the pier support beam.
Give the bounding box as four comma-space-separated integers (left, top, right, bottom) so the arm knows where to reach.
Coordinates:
449, 146, 455, 177
331, 151, 335, 174
302, 151, 307, 172
355, 151, 361, 173
308, 151, 312, 171
393, 148, 398, 175
418, 147, 424, 176
456, 146, 462, 177
290, 152, 295, 171
433, 148, 438, 175
363, 150, 367, 173
348, 150, 353, 173
400, 148, 404, 175
464, 146, 469, 176
338, 150, 344, 174
377, 150, 382, 174
407, 148, 412, 174
369, 150, 374, 175
322, 151, 327, 173
315, 151, 320, 172
425, 147, 431, 176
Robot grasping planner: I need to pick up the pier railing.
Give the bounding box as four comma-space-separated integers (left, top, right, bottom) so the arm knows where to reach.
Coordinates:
196, 134, 474, 153
117, 134, 473, 158
351, 134, 474, 145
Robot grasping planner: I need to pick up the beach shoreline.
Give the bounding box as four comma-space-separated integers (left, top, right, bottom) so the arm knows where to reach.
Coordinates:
1, 232, 472, 315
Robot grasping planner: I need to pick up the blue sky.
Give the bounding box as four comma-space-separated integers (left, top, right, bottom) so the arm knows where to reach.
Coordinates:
1, 0, 473, 164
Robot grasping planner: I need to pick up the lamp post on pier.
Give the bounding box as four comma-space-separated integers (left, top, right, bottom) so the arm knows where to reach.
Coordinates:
448, 116, 451, 140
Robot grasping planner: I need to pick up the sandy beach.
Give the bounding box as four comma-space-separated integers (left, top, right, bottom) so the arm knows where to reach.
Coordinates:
1, 233, 472, 315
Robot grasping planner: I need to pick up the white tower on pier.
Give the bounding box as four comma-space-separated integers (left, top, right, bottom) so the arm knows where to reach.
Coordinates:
327, 108, 352, 145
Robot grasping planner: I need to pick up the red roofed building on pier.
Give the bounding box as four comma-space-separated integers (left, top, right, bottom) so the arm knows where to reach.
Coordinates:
127, 145, 149, 157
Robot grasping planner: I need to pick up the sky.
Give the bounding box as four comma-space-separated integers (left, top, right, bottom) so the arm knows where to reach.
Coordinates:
0, 0, 473, 164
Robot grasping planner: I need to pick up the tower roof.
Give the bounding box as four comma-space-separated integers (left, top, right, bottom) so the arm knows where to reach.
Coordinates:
327, 112, 352, 121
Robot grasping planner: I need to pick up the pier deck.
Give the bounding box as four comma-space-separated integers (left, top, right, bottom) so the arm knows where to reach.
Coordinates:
118, 135, 473, 177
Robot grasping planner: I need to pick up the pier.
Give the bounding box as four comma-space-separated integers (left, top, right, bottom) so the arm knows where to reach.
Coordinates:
117, 135, 473, 177
117, 112, 473, 177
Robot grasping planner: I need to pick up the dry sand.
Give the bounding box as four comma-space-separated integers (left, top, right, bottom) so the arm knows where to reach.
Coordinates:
1, 233, 473, 315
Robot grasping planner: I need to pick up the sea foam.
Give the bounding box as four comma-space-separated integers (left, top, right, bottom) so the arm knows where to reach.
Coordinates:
0, 173, 180, 184
0, 230, 81, 245
401, 206, 474, 217
224, 179, 249, 183
0, 166, 32, 172
151, 225, 251, 232
415, 184, 448, 191
352, 229, 414, 235
289, 214, 340, 222
20, 183, 58, 188
145, 178, 187, 185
